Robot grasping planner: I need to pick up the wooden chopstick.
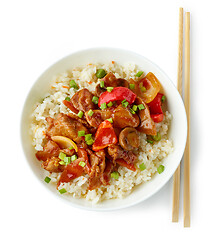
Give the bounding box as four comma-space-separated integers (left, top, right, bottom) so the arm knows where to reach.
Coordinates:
184, 12, 190, 228
172, 7, 184, 223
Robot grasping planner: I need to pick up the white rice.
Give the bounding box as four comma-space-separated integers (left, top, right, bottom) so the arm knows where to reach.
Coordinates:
30, 62, 173, 204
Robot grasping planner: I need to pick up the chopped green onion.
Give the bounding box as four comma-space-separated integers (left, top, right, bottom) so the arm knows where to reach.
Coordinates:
64, 156, 71, 165
86, 139, 94, 145
152, 132, 161, 141
58, 152, 66, 160
96, 69, 107, 79
130, 108, 136, 114
138, 104, 145, 110
44, 177, 51, 183
107, 87, 114, 92
107, 101, 113, 107
65, 97, 70, 101
87, 109, 94, 116
121, 99, 129, 108
77, 110, 83, 118
78, 130, 85, 137
129, 84, 135, 90
92, 96, 99, 104
135, 71, 144, 77
140, 86, 146, 92
71, 155, 77, 161
157, 165, 165, 174
69, 146, 74, 150
100, 80, 105, 88
111, 171, 119, 180
132, 105, 138, 112
69, 80, 79, 89
100, 102, 107, 110
59, 188, 67, 194
147, 139, 154, 144
85, 134, 92, 141
107, 118, 113, 123
139, 163, 146, 171
161, 95, 166, 102
59, 161, 65, 165
79, 161, 86, 167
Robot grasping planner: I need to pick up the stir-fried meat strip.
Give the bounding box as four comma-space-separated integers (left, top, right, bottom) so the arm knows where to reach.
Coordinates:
71, 88, 95, 112
85, 108, 113, 128
86, 149, 106, 190
36, 140, 60, 161
135, 97, 157, 135
41, 156, 65, 172
108, 144, 137, 164
101, 160, 114, 185
113, 105, 140, 128
95, 73, 129, 97
46, 113, 89, 143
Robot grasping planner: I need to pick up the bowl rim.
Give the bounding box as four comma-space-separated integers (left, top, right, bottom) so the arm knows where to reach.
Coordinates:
20, 47, 187, 211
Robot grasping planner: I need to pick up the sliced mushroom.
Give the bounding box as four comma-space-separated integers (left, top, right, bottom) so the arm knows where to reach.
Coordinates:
119, 127, 140, 151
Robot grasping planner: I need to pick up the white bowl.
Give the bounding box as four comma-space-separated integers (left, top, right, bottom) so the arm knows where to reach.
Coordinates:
21, 48, 187, 211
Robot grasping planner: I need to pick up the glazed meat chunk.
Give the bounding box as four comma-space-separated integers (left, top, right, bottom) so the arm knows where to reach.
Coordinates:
71, 88, 95, 112
46, 113, 89, 143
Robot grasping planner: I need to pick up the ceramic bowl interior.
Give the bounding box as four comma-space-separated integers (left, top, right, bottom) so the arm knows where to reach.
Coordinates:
21, 48, 187, 211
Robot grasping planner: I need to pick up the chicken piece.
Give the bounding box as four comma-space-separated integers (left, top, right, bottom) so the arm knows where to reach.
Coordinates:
36, 140, 60, 161
135, 97, 157, 135
71, 88, 95, 112
86, 149, 106, 190
85, 109, 113, 128
119, 127, 140, 151
41, 156, 65, 172
101, 160, 114, 185
112, 105, 140, 128
46, 113, 89, 143
108, 144, 137, 164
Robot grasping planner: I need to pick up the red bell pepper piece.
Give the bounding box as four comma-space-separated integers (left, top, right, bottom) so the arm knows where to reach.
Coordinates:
98, 87, 136, 107
92, 120, 118, 151
147, 93, 164, 123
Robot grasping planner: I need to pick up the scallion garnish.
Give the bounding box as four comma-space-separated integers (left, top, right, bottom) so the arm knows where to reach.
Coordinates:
107, 101, 113, 107
100, 102, 107, 110
100, 80, 105, 88
140, 86, 146, 92
152, 132, 161, 141
111, 171, 119, 180
87, 109, 94, 116
69, 146, 74, 150
59, 188, 67, 194
86, 139, 94, 145
129, 84, 135, 90
157, 165, 165, 174
138, 104, 145, 110
121, 99, 129, 108
132, 105, 138, 112
71, 155, 77, 161
92, 96, 99, 104
58, 152, 66, 160
130, 108, 136, 114
106, 87, 114, 92
161, 95, 166, 102
147, 139, 154, 144
64, 156, 71, 165
77, 110, 83, 118
135, 71, 144, 77
85, 134, 92, 141
59, 161, 65, 165
96, 69, 107, 79
69, 80, 79, 89
78, 130, 85, 137
107, 118, 113, 123
79, 161, 86, 167
44, 177, 51, 183
65, 97, 71, 101
139, 163, 146, 171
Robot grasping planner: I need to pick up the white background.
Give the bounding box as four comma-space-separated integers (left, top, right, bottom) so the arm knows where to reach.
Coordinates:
1, 0, 218, 239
